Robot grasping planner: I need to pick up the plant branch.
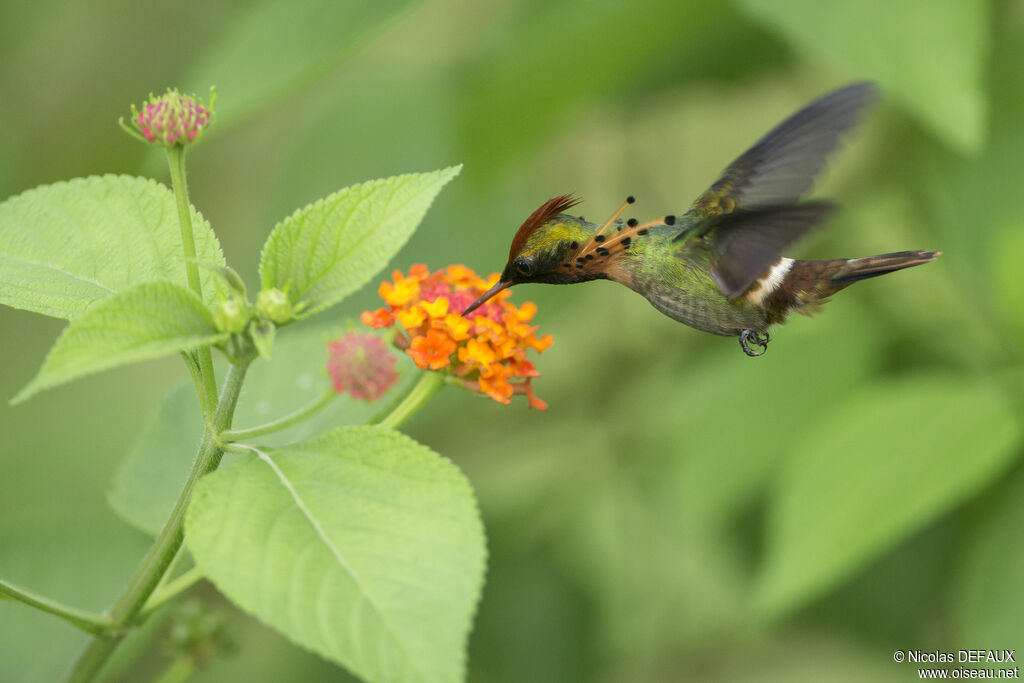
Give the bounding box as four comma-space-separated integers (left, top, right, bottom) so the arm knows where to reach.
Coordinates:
373, 371, 445, 430
179, 351, 210, 416
63, 360, 250, 683
166, 146, 203, 306
140, 567, 204, 618
220, 390, 336, 441
166, 146, 218, 415
149, 543, 186, 601
151, 654, 196, 683
0, 579, 112, 636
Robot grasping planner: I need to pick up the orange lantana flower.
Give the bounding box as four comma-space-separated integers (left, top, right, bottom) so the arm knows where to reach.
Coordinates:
360, 307, 393, 329
378, 269, 422, 308
363, 264, 552, 409
408, 328, 458, 370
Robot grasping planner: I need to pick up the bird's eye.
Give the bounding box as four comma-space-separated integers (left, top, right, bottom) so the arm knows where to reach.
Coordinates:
514, 257, 534, 277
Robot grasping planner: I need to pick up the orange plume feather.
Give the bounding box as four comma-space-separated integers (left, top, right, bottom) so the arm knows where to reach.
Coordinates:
508, 195, 581, 260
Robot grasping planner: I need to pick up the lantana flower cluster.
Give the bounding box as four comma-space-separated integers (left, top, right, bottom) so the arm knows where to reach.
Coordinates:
362, 264, 552, 409
326, 333, 398, 401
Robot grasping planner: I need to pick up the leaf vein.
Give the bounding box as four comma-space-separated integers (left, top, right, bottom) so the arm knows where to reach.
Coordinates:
252, 447, 427, 681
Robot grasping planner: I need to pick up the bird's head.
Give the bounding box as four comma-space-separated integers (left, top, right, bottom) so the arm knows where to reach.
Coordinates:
463, 195, 593, 314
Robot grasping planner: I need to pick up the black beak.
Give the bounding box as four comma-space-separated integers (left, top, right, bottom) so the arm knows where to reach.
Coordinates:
462, 280, 512, 315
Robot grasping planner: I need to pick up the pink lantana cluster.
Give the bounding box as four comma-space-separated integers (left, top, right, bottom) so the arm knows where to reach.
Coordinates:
325, 332, 398, 402
128, 89, 213, 146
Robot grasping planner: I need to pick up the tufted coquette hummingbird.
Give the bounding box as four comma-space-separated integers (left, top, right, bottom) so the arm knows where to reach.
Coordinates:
463, 82, 940, 356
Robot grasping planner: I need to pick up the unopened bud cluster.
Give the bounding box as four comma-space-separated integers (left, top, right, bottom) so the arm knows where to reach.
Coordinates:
126, 89, 214, 147
214, 288, 302, 337
257, 288, 295, 324
213, 298, 252, 335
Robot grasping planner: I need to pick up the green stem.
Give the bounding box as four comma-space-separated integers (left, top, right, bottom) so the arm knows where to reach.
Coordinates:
221, 390, 336, 441
0, 579, 111, 635
151, 654, 196, 683
166, 146, 202, 302
179, 351, 209, 417
374, 371, 445, 430
63, 361, 250, 683
166, 146, 218, 415
140, 567, 204, 619
149, 544, 186, 602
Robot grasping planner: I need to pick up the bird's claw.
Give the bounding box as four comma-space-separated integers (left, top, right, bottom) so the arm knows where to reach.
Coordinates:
739, 329, 769, 357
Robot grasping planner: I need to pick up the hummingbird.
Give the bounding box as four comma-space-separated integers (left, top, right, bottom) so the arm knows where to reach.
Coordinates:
463, 82, 940, 356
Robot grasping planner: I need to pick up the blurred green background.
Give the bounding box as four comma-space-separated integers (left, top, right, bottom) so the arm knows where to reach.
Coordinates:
2, 0, 1023, 681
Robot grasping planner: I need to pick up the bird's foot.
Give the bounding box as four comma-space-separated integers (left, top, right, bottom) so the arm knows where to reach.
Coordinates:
739, 329, 769, 357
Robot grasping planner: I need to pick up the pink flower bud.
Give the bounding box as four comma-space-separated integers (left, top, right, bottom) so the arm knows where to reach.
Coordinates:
126, 88, 214, 147
326, 333, 398, 401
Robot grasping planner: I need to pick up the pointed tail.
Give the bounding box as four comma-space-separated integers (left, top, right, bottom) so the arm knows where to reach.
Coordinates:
830, 250, 941, 285
767, 250, 940, 319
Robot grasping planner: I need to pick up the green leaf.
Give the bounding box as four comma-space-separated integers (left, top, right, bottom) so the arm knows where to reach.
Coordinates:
185, 426, 486, 683
954, 468, 1024, 645
259, 166, 460, 318
184, 0, 411, 129
107, 323, 417, 536
0, 175, 225, 319
738, 0, 990, 153
756, 375, 1022, 617
13, 281, 228, 404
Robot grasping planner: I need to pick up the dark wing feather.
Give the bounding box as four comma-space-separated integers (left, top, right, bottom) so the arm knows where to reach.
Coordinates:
690, 82, 877, 218
707, 202, 836, 298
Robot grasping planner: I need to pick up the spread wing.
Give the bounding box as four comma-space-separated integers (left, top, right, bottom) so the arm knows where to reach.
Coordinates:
689, 82, 877, 219
696, 202, 836, 297
681, 82, 875, 298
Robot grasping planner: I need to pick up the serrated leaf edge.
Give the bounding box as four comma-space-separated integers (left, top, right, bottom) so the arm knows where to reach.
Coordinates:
257, 165, 462, 315
12, 280, 228, 404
